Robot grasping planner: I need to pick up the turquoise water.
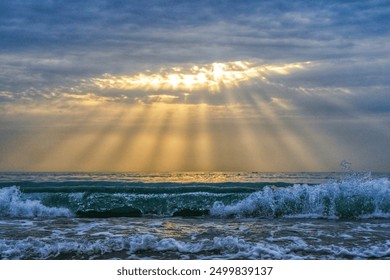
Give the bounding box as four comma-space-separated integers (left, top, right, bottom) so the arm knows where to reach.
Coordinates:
0, 172, 389, 259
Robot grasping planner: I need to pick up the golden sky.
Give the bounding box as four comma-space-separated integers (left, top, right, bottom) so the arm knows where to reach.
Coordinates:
1, 1, 389, 172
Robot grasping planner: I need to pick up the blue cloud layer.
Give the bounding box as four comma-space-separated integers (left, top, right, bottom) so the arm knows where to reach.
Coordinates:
1, 0, 389, 104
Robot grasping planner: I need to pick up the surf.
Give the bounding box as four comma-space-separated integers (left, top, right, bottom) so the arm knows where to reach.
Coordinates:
0, 172, 389, 219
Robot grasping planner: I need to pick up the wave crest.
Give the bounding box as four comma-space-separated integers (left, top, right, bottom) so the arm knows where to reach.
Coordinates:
1, 174, 389, 219
210, 176, 390, 219
0, 186, 72, 217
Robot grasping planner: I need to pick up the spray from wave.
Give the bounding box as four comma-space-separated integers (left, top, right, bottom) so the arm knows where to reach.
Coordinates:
210, 173, 390, 219
0, 186, 72, 217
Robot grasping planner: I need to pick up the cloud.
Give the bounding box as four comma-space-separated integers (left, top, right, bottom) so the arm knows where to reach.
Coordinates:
1, 1, 388, 98
88, 61, 310, 94
0, 0, 390, 171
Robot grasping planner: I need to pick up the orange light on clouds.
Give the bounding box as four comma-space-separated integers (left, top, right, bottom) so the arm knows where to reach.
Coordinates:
90, 61, 311, 93
1, 59, 333, 172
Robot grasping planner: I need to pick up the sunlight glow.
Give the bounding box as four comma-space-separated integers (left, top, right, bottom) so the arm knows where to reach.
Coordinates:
90, 61, 310, 93
0, 59, 333, 172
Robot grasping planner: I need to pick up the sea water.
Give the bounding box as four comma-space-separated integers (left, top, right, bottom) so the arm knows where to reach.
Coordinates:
0, 172, 389, 260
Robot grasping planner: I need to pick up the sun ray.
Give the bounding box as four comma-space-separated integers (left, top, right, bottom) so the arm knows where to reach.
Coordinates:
22, 108, 100, 171
122, 103, 173, 171
248, 81, 332, 171
0, 59, 323, 172
193, 103, 214, 171
70, 109, 126, 171
107, 104, 148, 171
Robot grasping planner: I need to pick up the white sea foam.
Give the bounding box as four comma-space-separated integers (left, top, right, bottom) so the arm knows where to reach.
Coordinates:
0, 186, 72, 217
1, 233, 389, 260
0, 234, 291, 259
210, 176, 390, 218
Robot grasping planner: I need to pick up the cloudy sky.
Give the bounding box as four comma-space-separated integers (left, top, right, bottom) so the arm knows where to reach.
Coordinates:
1, 0, 389, 172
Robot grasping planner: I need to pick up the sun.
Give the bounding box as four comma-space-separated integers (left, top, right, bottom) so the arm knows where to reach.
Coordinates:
2, 59, 319, 172
90, 61, 310, 93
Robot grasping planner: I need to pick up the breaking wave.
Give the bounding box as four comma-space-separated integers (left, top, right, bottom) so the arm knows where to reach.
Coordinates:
211, 175, 390, 219
0, 173, 389, 219
0, 186, 72, 217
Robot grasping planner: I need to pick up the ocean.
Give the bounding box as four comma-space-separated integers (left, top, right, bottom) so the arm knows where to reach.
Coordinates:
0, 172, 389, 260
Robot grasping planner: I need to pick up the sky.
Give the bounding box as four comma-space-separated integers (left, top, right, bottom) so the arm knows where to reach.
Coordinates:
0, 0, 390, 172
